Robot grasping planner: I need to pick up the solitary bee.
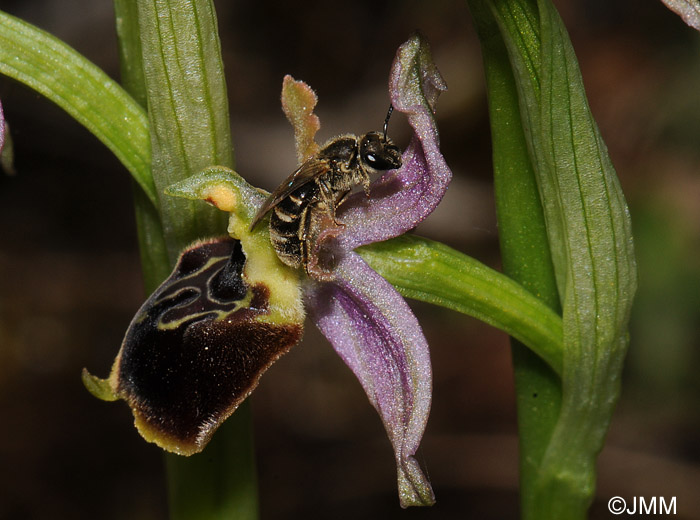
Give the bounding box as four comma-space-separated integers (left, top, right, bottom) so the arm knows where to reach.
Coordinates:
250, 107, 402, 272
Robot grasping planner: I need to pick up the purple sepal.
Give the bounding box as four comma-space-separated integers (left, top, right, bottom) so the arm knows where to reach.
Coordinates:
333, 33, 450, 252
306, 252, 435, 507
660, 0, 700, 30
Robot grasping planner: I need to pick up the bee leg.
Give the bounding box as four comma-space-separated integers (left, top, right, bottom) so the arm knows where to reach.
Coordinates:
361, 171, 372, 197
335, 191, 350, 208
299, 205, 312, 273
329, 200, 348, 227
318, 180, 345, 227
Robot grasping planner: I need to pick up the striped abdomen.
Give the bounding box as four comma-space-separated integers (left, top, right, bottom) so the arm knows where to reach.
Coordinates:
268, 181, 320, 269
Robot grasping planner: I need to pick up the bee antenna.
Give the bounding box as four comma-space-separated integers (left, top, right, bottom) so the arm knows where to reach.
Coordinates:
382, 104, 394, 141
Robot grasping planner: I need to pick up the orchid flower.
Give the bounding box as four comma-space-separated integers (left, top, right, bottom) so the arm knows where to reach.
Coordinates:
83, 33, 450, 508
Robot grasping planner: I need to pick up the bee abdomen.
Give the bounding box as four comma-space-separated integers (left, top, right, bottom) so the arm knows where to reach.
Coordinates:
274, 194, 304, 224
269, 199, 306, 269
270, 237, 303, 269
269, 216, 303, 269
267, 183, 320, 270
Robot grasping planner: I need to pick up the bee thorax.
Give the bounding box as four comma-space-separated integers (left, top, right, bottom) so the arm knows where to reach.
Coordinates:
263, 121, 402, 276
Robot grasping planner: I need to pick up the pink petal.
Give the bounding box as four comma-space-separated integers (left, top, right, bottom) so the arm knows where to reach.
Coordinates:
305, 252, 435, 507
661, 0, 700, 30
333, 33, 451, 251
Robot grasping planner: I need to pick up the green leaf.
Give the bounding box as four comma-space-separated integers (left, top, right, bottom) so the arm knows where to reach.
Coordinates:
467, 2, 562, 516
0, 10, 155, 204
478, 0, 638, 517
137, 0, 233, 261
359, 235, 563, 375
534, 3, 637, 515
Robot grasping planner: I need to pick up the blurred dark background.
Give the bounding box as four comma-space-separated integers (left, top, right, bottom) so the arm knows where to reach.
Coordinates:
1, 0, 699, 518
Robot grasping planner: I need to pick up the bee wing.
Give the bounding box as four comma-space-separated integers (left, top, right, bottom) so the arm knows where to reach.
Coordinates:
249, 158, 330, 230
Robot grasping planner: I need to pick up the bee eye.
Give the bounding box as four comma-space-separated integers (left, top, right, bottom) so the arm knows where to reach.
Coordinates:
365, 153, 377, 164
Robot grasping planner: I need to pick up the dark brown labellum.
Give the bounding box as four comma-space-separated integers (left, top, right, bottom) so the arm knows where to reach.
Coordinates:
111, 237, 303, 454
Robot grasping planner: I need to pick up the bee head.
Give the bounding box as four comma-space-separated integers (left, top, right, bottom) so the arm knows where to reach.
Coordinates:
359, 132, 402, 173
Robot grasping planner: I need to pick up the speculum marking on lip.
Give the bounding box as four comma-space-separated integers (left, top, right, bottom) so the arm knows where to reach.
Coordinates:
114, 237, 303, 454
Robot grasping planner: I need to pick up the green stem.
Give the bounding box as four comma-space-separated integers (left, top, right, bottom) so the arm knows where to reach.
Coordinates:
113, 1, 259, 518
166, 402, 259, 520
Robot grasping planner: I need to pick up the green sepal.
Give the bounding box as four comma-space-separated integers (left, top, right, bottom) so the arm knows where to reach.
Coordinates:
165, 166, 268, 235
